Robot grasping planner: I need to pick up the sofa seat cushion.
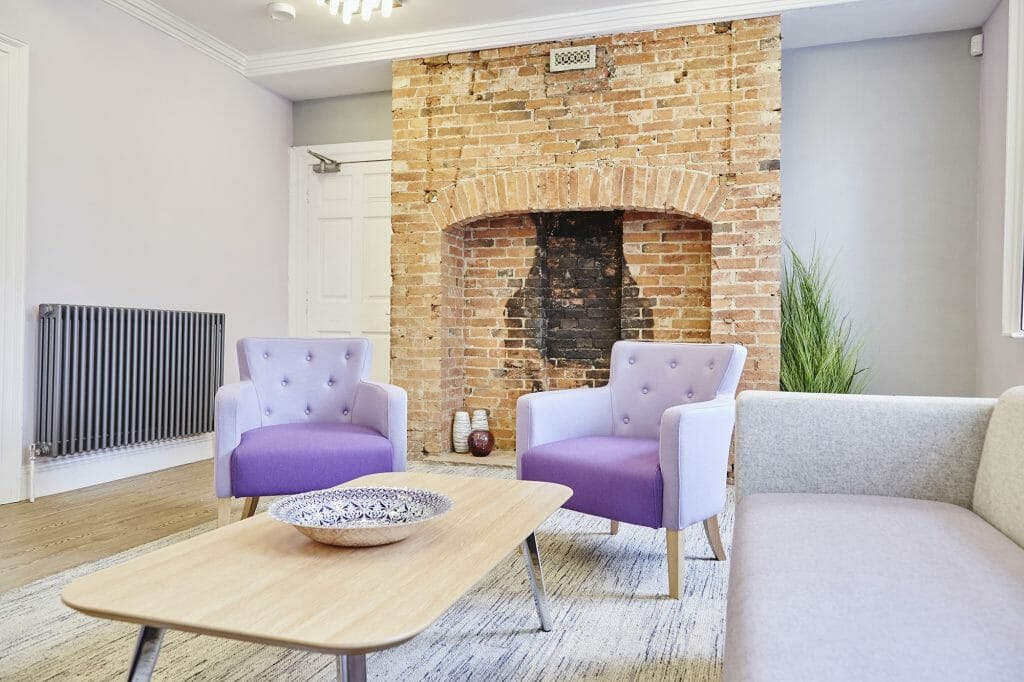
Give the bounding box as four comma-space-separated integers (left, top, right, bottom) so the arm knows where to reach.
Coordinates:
724, 493, 1024, 682
520, 436, 663, 528
231, 423, 393, 497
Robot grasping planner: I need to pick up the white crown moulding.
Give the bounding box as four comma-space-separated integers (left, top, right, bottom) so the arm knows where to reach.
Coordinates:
102, 0, 247, 72
246, 0, 858, 75
105, 0, 859, 81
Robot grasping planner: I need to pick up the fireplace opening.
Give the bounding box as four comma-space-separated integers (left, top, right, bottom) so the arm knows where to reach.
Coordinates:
441, 209, 713, 450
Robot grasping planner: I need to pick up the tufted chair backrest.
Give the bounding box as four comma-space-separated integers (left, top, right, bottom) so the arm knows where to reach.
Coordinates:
608, 341, 747, 439
238, 338, 373, 427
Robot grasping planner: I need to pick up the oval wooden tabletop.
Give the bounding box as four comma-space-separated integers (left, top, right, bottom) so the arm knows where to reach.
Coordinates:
61, 472, 572, 655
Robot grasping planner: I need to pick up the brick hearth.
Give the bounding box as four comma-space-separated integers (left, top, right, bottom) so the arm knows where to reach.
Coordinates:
391, 17, 782, 457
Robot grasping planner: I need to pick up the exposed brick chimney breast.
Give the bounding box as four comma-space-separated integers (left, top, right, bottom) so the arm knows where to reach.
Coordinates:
392, 18, 782, 456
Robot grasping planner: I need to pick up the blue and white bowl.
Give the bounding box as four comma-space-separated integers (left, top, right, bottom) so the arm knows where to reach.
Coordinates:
268, 487, 454, 547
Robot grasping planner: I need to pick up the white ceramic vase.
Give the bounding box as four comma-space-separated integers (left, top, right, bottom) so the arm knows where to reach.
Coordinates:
471, 409, 489, 432
453, 411, 471, 453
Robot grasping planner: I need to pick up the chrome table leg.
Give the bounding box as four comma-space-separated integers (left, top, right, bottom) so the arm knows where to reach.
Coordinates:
521, 532, 552, 632
126, 626, 165, 681
336, 654, 367, 682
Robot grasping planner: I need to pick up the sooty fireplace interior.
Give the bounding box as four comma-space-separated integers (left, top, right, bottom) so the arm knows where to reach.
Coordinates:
506, 211, 644, 388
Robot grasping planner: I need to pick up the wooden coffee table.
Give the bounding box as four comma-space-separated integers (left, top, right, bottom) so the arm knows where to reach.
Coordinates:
62, 472, 572, 681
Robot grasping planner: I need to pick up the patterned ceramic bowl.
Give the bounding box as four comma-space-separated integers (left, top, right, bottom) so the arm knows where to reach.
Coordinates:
268, 487, 454, 547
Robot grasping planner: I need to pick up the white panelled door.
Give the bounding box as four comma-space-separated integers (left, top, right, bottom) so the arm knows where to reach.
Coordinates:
294, 148, 392, 382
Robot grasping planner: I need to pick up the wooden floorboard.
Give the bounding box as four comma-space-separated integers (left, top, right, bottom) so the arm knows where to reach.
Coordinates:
0, 460, 216, 592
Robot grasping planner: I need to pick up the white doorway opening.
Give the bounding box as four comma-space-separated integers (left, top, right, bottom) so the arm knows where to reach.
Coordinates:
288, 141, 393, 382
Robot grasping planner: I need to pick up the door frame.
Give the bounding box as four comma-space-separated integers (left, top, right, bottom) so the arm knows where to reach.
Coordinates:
287, 140, 392, 336
0, 34, 28, 504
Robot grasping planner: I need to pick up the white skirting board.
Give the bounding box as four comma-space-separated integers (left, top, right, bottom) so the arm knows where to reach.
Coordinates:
18, 435, 213, 502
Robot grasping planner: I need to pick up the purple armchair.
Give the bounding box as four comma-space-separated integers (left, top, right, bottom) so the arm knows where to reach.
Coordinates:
517, 341, 746, 598
214, 338, 407, 525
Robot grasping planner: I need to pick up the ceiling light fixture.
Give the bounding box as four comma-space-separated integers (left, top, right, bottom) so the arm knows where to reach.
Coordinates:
319, 0, 401, 24
361, 0, 376, 22
267, 2, 296, 21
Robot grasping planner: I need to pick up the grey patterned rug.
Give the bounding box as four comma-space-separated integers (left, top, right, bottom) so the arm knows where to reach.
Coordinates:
0, 464, 733, 681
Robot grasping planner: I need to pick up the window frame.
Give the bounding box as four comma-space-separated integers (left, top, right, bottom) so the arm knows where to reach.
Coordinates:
1002, 0, 1024, 338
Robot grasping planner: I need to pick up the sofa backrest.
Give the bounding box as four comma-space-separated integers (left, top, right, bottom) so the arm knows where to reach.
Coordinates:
608, 341, 746, 439
973, 386, 1024, 547
237, 337, 372, 427
736, 391, 995, 505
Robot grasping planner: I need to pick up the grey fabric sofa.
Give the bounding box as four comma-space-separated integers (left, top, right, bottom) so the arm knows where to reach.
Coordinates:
724, 389, 1024, 682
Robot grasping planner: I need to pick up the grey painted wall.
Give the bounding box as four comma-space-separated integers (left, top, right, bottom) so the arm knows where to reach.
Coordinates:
1, 0, 292, 496
782, 30, 981, 396
295, 30, 993, 398
292, 91, 392, 146
975, 0, 1024, 396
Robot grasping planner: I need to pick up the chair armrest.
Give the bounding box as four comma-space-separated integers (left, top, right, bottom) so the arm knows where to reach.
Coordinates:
735, 391, 996, 507
516, 386, 613, 474
214, 380, 261, 498
659, 397, 737, 530
352, 380, 408, 472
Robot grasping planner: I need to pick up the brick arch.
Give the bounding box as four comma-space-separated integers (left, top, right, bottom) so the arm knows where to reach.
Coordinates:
426, 165, 729, 230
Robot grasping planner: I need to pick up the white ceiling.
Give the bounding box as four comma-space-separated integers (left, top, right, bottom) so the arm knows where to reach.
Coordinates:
124, 0, 1003, 100
153, 0, 662, 55
784, 0, 999, 50
255, 59, 394, 100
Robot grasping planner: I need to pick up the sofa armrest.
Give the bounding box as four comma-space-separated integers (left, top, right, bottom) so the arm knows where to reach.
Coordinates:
214, 380, 261, 498
516, 386, 613, 474
735, 391, 996, 507
353, 380, 408, 472
659, 397, 737, 530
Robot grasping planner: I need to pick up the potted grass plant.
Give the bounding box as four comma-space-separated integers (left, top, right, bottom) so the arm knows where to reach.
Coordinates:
780, 243, 867, 393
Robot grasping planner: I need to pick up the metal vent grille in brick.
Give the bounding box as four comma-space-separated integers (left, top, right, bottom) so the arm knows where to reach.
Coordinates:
549, 45, 597, 72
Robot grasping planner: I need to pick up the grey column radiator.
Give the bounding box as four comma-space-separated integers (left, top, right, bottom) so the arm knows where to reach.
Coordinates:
34, 304, 225, 457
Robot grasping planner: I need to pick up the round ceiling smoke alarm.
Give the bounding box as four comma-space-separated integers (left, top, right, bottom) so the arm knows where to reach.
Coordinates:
267, 2, 297, 21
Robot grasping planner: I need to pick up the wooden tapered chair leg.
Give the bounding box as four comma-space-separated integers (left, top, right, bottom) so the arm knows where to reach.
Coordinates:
666, 529, 684, 600
240, 496, 260, 520
703, 515, 727, 561
217, 498, 232, 527
610, 520, 620, 535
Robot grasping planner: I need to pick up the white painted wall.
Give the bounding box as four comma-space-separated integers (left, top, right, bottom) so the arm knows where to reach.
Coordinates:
782, 30, 982, 396
0, 0, 292, 501
976, 0, 1024, 396
292, 92, 392, 146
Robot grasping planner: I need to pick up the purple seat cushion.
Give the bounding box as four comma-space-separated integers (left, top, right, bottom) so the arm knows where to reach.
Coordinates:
230, 422, 393, 497
520, 436, 664, 528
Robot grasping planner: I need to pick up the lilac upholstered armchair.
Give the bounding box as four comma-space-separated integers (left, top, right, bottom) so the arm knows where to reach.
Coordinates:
517, 341, 746, 599
214, 338, 407, 525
